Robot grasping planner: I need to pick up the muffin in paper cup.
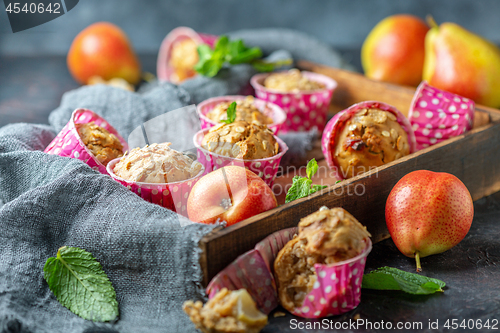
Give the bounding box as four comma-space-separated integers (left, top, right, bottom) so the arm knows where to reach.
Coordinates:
193, 129, 288, 187
409, 81, 475, 149
106, 158, 205, 216
157, 26, 218, 83
251, 71, 337, 133
197, 95, 287, 134
321, 101, 417, 180
207, 217, 372, 319
44, 108, 128, 175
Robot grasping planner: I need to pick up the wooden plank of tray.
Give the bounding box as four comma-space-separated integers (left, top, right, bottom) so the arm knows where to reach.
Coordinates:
199, 66, 500, 286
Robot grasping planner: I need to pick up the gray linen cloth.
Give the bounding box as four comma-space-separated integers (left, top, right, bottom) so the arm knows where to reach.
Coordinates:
0, 29, 347, 333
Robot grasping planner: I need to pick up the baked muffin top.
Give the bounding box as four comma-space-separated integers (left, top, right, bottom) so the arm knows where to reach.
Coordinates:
206, 96, 273, 125
264, 69, 325, 92
334, 108, 410, 179
113, 142, 202, 183
202, 121, 279, 159
274, 207, 370, 312
76, 122, 124, 166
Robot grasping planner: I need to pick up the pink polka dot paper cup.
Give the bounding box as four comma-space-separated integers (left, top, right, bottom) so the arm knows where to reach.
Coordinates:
207, 228, 297, 314
157, 26, 218, 83
196, 95, 287, 134
106, 158, 205, 216
193, 129, 288, 187
321, 101, 417, 180
409, 81, 475, 149
251, 71, 337, 133
290, 240, 371, 318
44, 108, 128, 175
207, 227, 372, 318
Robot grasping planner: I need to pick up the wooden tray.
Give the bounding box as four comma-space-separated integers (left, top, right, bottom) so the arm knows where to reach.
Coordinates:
199, 62, 500, 286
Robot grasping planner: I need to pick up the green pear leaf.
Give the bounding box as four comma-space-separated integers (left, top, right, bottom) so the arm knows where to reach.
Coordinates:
362, 267, 446, 295
43, 246, 119, 322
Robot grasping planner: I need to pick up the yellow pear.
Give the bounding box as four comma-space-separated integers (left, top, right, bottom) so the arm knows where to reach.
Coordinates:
423, 19, 500, 108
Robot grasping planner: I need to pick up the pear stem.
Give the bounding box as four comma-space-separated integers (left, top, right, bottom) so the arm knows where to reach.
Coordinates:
415, 251, 422, 272
426, 15, 438, 29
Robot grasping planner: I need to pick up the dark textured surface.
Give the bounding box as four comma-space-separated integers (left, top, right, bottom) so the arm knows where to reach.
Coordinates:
264, 191, 500, 332
1, 0, 500, 55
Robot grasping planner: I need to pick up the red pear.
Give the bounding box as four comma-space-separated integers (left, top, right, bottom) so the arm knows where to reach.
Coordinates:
385, 170, 473, 271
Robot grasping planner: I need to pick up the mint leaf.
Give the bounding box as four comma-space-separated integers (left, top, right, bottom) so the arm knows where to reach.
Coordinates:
44, 246, 119, 322
362, 267, 446, 295
306, 158, 319, 180
194, 35, 291, 77
221, 102, 237, 124
310, 184, 327, 195
285, 176, 311, 203
285, 159, 327, 203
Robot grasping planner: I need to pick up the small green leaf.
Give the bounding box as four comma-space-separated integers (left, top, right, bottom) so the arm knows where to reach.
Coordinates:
221, 102, 237, 124
285, 176, 311, 203
335, 180, 341, 184
362, 267, 446, 295
310, 184, 327, 195
306, 158, 319, 180
43, 246, 119, 322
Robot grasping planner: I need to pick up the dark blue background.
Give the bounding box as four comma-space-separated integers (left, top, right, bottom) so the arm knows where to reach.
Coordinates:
1, 0, 499, 55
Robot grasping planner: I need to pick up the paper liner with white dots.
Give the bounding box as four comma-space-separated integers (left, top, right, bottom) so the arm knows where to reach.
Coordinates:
410, 111, 473, 130
206, 250, 279, 314
157, 26, 218, 83
250, 71, 337, 133
207, 228, 297, 314
196, 95, 287, 134
321, 101, 417, 180
409, 81, 475, 149
207, 227, 372, 318
44, 109, 129, 175
193, 129, 288, 187
106, 158, 205, 217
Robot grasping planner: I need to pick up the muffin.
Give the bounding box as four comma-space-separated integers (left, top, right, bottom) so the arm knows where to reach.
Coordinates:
169, 38, 199, 83
274, 207, 371, 313
334, 107, 411, 179
183, 288, 268, 333
206, 96, 273, 125
251, 71, 337, 133
113, 142, 202, 183
322, 101, 416, 180
202, 121, 279, 160
76, 121, 124, 166
264, 69, 326, 92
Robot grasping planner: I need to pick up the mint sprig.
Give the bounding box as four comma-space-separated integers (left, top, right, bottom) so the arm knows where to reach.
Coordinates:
221, 102, 237, 124
362, 267, 446, 295
194, 35, 292, 77
285, 159, 327, 203
44, 246, 119, 322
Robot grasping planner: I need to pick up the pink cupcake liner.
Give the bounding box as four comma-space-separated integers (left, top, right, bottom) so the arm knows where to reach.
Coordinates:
157, 26, 218, 83
410, 81, 475, 117
196, 95, 287, 134
410, 111, 473, 130
251, 71, 337, 133
414, 123, 470, 140
193, 129, 288, 187
321, 101, 417, 179
44, 109, 128, 175
207, 227, 372, 318
106, 158, 205, 217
